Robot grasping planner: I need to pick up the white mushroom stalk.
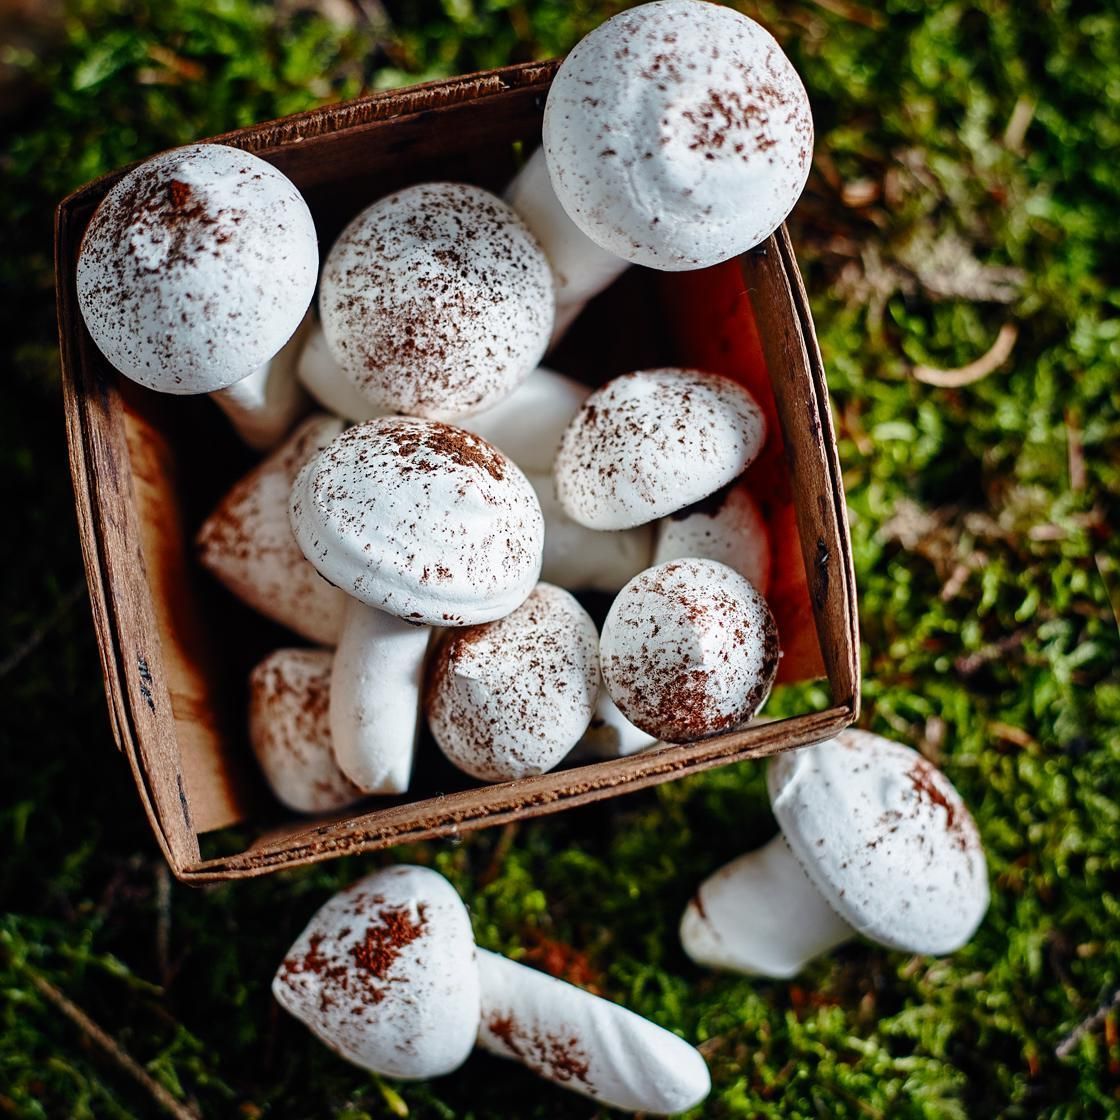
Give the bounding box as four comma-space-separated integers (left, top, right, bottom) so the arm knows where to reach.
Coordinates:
505, 147, 628, 342
209, 313, 312, 450
527, 473, 654, 593
477, 949, 710, 1114
196, 413, 347, 646
681, 730, 990, 978
76, 143, 317, 396
570, 683, 659, 761
506, 0, 813, 338
329, 599, 430, 794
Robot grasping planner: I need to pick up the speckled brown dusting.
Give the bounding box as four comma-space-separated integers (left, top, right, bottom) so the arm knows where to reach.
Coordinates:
599, 558, 779, 742
76, 143, 317, 394
319, 181, 553, 419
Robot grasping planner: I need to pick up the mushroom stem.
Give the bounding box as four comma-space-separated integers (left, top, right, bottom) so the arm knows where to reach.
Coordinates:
329, 599, 430, 794
680, 834, 854, 979
476, 949, 710, 1114
505, 147, 627, 345
211, 315, 312, 449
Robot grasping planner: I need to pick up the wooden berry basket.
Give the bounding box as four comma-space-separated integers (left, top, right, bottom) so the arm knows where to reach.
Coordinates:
55, 60, 860, 882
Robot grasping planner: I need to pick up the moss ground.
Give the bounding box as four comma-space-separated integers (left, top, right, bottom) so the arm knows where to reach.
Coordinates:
1, 1, 1118, 1116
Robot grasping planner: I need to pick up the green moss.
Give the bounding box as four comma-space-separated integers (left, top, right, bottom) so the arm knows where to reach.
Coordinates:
1, 0, 1118, 1116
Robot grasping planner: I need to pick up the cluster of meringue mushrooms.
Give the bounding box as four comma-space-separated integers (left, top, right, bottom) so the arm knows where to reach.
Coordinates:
75, 1, 990, 1110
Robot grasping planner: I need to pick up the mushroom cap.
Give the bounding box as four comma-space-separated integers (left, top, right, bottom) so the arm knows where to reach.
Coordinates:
769, 730, 990, 955
554, 369, 766, 530
653, 479, 772, 595
197, 413, 347, 646
319, 181, 554, 419
76, 143, 318, 394
289, 417, 544, 626
273, 865, 480, 1079
600, 558, 778, 742
427, 584, 600, 781
543, 0, 813, 270
248, 648, 362, 815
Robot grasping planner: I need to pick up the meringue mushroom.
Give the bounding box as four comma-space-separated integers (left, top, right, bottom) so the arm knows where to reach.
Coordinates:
289, 417, 544, 627
653, 480, 772, 596
554, 369, 766, 530
248, 648, 362, 815
329, 599, 430, 794
197, 413, 346, 645
477, 949, 711, 1114
600, 558, 779, 742
527, 474, 653, 594
680, 730, 990, 979
542, 0, 812, 272
76, 143, 317, 394
426, 584, 599, 781
274, 865, 480, 1079
319, 181, 554, 420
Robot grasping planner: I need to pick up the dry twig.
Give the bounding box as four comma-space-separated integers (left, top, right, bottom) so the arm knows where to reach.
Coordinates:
1056, 986, 1120, 1059
24, 969, 201, 1120
914, 323, 1019, 387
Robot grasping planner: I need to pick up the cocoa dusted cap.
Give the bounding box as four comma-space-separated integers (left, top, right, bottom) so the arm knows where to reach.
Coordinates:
769, 730, 990, 955
554, 369, 766, 531
273, 865, 480, 1079
543, 0, 813, 271
319, 181, 554, 420
76, 143, 318, 394
289, 417, 544, 627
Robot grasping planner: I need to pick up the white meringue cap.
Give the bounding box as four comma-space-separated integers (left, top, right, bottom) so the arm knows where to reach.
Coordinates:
426, 584, 600, 781
477, 949, 710, 1114
769, 730, 990, 955
289, 417, 544, 626
76, 143, 318, 394
653, 479, 772, 596
543, 0, 813, 271
273, 865, 480, 1079
554, 369, 766, 530
319, 181, 554, 420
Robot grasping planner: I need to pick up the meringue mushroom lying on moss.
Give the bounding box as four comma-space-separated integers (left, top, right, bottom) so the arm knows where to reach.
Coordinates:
680, 730, 990, 978
274, 865, 480, 1079
506, 0, 813, 333
319, 181, 554, 421
76, 143, 318, 410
